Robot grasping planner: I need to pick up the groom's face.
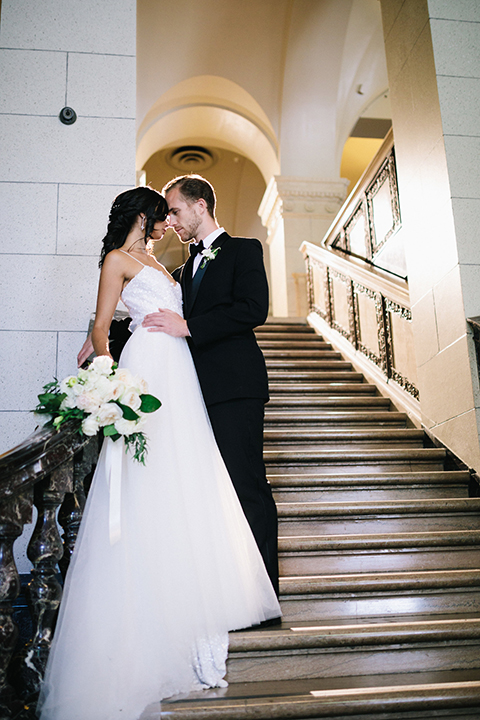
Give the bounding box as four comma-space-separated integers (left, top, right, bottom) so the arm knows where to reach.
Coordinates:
166, 188, 202, 243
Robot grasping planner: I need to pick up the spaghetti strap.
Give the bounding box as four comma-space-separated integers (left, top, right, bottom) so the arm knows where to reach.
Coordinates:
118, 249, 147, 267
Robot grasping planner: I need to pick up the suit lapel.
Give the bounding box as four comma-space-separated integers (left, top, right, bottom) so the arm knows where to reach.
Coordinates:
187, 233, 228, 314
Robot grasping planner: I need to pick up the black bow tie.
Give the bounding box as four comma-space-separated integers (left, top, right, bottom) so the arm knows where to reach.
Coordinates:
188, 240, 205, 258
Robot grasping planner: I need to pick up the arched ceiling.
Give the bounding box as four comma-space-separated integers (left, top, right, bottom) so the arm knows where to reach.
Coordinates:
136, 0, 390, 187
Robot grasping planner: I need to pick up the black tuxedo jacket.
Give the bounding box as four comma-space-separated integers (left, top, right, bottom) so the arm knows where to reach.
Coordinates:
172, 232, 269, 406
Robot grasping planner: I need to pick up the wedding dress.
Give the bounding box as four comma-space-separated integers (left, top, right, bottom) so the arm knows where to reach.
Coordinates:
38, 261, 281, 720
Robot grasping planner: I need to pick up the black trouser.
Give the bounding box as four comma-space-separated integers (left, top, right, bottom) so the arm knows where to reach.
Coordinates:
206, 398, 279, 597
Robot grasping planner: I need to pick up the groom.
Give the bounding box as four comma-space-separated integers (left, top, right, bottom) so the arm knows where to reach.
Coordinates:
142, 175, 279, 599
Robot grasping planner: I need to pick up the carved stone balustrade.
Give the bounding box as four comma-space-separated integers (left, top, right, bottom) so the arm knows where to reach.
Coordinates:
0, 423, 98, 717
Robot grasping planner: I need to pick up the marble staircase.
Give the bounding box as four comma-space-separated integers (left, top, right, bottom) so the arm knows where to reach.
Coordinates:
151, 320, 480, 719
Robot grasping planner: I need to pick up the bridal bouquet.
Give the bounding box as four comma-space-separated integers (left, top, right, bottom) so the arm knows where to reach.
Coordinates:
34, 356, 161, 464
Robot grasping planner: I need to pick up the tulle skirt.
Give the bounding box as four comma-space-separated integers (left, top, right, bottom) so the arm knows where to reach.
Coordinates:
38, 327, 280, 720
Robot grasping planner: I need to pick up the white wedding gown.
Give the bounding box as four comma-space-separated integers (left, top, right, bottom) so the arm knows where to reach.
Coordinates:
38, 263, 281, 720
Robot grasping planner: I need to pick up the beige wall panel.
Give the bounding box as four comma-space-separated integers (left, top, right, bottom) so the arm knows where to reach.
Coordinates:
67, 54, 136, 119
0, 116, 135, 185
453, 199, 480, 265
460, 265, 480, 320
428, 0, 480, 22
433, 266, 467, 350
0, 0, 136, 54
429, 18, 480, 77
444, 136, 480, 199
0, 413, 38, 456
57, 184, 131, 256
417, 335, 475, 425
382, 0, 429, 83
57, 331, 90, 381
1, 255, 99, 332
0, 183, 58, 254
0, 331, 57, 411
437, 76, 480, 137
0, 49, 65, 115
411, 290, 439, 367
432, 408, 480, 472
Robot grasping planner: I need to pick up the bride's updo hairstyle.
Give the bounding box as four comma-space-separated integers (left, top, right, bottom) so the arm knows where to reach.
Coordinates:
99, 187, 168, 267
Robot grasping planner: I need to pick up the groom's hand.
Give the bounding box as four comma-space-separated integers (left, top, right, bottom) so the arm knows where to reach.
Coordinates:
142, 309, 190, 337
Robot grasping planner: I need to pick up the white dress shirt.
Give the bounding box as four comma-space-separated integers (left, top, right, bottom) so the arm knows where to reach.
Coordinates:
191, 227, 225, 276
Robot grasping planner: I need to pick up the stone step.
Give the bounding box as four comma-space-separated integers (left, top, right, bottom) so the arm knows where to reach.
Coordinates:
264, 411, 407, 427
256, 326, 314, 336
267, 395, 392, 409
268, 382, 379, 394
270, 470, 470, 501
156, 678, 480, 719
279, 569, 480, 620
264, 349, 342, 359
258, 340, 333, 350
264, 428, 424, 448
277, 498, 480, 535
226, 617, 480, 684
267, 371, 363, 382
158, 666, 480, 720
279, 530, 480, 575
266, 357, 346, 367
269, 360, 354, 371
265, 447, 447, 474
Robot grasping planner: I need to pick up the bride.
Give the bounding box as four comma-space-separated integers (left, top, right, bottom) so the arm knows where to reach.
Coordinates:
37, 187, 281, 720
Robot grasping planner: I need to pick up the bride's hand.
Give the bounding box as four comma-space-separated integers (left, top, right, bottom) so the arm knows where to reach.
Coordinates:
142, 309, 190, 337
77, 334, 95, 367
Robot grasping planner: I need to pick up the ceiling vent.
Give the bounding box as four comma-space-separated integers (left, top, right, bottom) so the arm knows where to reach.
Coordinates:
166, 146, 217, 172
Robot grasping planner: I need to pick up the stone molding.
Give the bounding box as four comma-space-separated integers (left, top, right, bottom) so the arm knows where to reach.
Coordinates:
259, 175, 349, 235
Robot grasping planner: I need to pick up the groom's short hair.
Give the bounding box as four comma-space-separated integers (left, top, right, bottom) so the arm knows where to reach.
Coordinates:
163, 175, 216, 219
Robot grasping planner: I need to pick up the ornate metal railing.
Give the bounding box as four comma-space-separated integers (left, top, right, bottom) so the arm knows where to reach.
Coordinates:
0, 424, 99, 717
300, 130, 419, 419
302, 242, 418, 401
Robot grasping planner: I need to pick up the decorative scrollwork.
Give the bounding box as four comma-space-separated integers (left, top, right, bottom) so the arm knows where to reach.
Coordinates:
366, 148, 401, 256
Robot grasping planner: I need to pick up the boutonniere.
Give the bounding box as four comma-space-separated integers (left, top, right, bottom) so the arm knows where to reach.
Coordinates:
200, 246, 221, 269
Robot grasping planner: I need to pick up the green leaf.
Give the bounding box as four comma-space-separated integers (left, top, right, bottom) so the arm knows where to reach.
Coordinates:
103, 424, 119, 437
139, 394, 161, 413
37, 392, 63, 408
117, 403, 139, 421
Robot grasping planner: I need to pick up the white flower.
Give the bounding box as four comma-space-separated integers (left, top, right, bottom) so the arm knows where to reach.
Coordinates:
60, 392, 77, 410
114, 368, 135, 386
109, 379, 126, 401
91, 375, 115, 403
76, 389, 103, 414
96, 402, 123, 426
91, 355, 114, 376
82, 415, 99, 436
60, 376, 78, 394
200, 246, 221, 268
135, 415, 148, 431
120, 389, 142, 412
130, 375, 148, 394
114, 417, 138, 436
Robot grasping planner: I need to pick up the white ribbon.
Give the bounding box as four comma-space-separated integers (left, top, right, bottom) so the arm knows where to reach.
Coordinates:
106, 437, 124, 545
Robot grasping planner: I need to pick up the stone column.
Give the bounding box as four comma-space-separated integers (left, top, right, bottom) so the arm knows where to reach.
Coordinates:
380, 0, 480, 469
259, 176, 348, 317
0, 0, 137, 454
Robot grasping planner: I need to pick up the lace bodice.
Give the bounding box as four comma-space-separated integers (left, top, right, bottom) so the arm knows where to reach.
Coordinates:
121, 266, 183, 332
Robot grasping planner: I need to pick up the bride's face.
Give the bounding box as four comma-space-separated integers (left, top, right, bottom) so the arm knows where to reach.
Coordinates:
149, 219, 169, 241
